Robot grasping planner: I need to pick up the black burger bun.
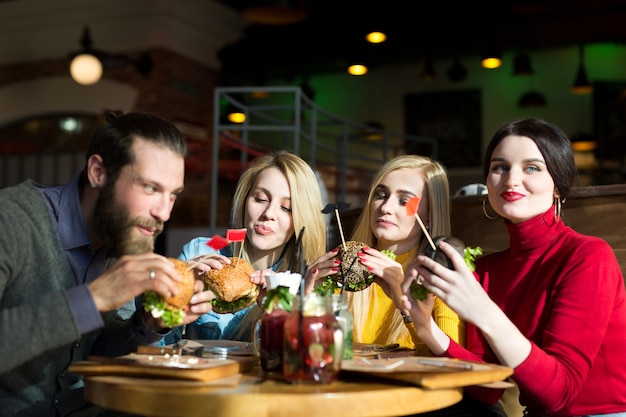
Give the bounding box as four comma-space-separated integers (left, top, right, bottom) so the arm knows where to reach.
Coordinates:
333, 241, 373, 291
423, 236, 465, 270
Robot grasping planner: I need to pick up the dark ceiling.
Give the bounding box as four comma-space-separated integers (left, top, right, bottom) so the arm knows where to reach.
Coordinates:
216, 0, 626, 85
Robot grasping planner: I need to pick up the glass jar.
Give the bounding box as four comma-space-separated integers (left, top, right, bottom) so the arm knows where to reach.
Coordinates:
283, 293, 344, 384
257, 308, 290, 377
331, 294, 353, 360
254, 281, 299, 379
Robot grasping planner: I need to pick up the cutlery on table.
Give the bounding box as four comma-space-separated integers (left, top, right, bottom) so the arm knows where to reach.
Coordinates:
359, 343, 400, 353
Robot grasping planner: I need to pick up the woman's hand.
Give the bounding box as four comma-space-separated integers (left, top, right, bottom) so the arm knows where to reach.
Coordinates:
181, 280, 215, 325
187, 253, 231, 276
304, 248, 341, 293
358, 247, 405, 309
402, 256, 436, 323
250, 269, 274, 307
416, 240, 490, 325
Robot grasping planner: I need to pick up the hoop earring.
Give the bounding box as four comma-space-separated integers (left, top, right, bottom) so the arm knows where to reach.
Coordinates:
482, 199, 497, 220
554, 196, 564, 219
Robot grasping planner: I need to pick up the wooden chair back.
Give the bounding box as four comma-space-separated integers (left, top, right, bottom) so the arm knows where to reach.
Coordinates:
451, 184, 626, 279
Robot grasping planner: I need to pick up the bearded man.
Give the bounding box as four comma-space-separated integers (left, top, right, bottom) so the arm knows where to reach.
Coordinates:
0, 110, 214, 416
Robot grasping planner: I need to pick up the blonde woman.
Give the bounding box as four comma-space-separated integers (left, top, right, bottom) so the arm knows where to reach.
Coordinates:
310, 155, 464, 352
166, 149, 327, 343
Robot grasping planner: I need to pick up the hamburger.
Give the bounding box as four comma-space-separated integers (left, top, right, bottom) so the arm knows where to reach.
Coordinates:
199, 257, 259, 314
333, 241, 373, 291
143, 258, 195, 328
411, 236, 483, 300
422, 236, 466, 270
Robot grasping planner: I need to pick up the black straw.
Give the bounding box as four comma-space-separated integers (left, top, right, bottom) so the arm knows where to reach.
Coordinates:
297, 258, 313, 374
288, 227, 305, 272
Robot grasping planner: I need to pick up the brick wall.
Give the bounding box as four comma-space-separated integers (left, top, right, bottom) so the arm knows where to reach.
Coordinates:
0, 48, 222, 228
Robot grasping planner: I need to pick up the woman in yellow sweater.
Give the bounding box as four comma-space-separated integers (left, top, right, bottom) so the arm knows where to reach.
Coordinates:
310, 155, 464, 352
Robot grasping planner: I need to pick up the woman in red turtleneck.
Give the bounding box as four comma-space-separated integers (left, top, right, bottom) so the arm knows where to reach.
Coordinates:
393, 118, 626, 417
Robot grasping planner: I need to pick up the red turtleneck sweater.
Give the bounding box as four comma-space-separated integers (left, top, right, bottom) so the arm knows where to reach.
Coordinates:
446, 208, 626, 416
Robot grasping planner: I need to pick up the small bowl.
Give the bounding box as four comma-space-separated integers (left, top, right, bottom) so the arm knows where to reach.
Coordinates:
266, 272, 302, 294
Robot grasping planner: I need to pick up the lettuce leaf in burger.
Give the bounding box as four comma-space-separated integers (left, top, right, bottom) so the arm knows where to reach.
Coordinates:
410, 237, 483, 300
142, 258, 195, 328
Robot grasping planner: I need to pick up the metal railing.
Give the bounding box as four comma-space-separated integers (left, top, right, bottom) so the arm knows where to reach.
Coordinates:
210, 86, 439, 232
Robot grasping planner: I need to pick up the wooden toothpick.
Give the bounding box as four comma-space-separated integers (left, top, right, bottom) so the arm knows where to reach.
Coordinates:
406, 197, 436, 251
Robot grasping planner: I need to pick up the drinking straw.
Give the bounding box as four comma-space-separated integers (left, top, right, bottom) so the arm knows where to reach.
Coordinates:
297, 254, 313, 374
288, 227, 305, 272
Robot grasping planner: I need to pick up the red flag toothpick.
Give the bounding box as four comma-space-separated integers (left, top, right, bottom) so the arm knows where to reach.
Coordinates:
206, 235, 230, 251
406, 196, 436, 251
226, 228, 247, 267
185, 234, 231, 271
226, 228, 247, 242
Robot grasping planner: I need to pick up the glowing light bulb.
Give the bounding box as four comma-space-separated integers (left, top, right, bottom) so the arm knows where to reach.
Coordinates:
70, 53, 103, 85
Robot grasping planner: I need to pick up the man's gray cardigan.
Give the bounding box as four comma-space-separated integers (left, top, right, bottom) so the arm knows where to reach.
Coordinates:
0, 181, 144, 416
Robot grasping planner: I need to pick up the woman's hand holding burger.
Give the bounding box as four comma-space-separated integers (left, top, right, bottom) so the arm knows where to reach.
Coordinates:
357, 247, 406, 307
187, 253, 232, 275
303, 248, 342, 294
414, 240, 493, 327
250, 268, 273, 307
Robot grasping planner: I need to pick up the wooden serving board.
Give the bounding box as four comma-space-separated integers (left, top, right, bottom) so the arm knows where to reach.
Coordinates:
69, 353, 240, 382
341, 357, 513, 389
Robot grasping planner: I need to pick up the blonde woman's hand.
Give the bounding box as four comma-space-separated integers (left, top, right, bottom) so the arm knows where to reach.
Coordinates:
358, 247, 405, 309
401, 258, 436, 325
181, 280, 215, 324
304, 248, 341, 293
187, 253, 231, 276
250, 268, 274, 307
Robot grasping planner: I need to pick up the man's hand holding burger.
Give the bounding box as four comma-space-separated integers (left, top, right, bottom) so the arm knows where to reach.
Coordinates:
87, 253, 215, 331
88, 253, 183, 313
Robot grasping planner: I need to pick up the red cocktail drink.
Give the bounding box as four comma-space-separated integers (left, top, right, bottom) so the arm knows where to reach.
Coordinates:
259, 309, 289, 376
283, 294, 343, 384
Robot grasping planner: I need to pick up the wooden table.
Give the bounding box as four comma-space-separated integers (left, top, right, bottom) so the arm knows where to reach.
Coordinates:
82, 357, 513, 417
85, 371, 461, 417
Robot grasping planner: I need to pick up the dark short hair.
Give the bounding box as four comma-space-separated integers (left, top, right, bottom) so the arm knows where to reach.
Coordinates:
83, 109, 187, 184
482, 118, 577, 200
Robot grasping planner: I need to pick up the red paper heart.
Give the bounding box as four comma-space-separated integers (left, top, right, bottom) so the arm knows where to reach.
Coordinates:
406, 196, 420, 216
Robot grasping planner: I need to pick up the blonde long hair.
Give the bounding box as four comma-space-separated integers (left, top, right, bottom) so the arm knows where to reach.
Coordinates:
229, 149, 327, 273
229, 150, 328, 341
348, 155, 450, 344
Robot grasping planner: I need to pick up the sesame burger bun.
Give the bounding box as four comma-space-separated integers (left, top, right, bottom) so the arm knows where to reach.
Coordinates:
333, 241, 373, 291
164, 258, 196, 310
200, 257, 259, 314
422, 236, 465, 270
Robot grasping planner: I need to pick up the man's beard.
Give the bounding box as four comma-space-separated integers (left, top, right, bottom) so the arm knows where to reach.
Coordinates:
93, 183, 163, 257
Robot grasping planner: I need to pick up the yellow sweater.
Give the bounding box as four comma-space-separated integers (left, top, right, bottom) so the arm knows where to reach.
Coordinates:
351, 249, 465, 352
